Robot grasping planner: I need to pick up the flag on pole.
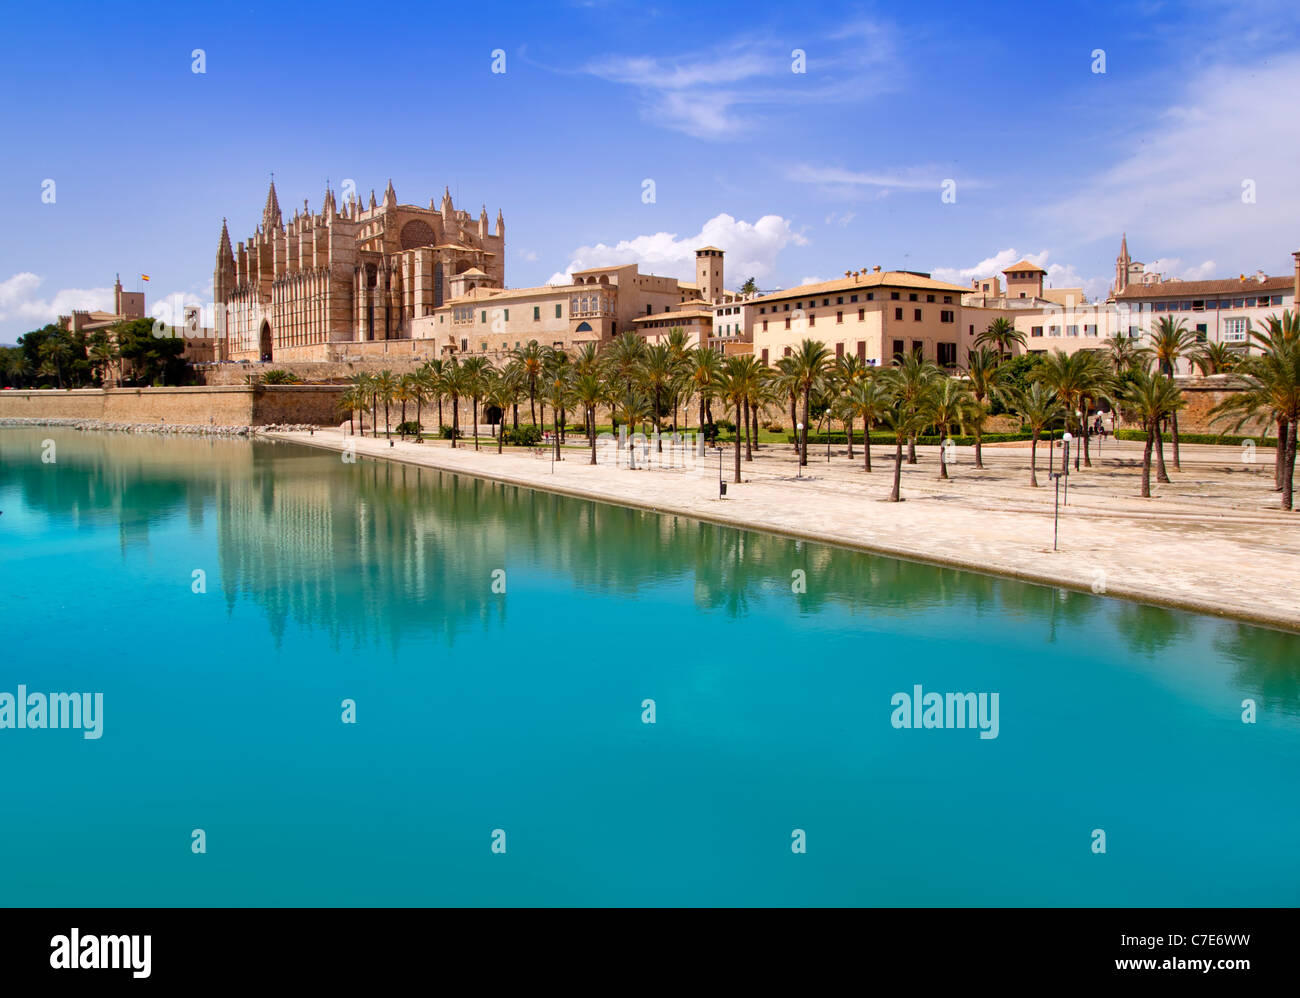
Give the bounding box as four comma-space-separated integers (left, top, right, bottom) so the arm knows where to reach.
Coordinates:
141, 274, 150, 282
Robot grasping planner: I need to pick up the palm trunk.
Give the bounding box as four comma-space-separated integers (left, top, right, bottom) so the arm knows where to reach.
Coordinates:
974, 419, 984, 469
451, 397, 459, 448
789, 398, 798, 453
733, 408, 742, 483
1155, 419, 1170, 483
473, 398, 480, 450
1171, 410, 1181, 470
890, 440, 903, 501
846, 416, 855, 460
1284, 418, 1298, 511
939, 424, 949, 480
863, 423, 872, 472
1141, 425, 1154, 498
1275, 416, 1287, 491
1030, 433, 1039, 487
744, 398, 753, 461
530, 389, 536, 426
907, 432, 917, 464
589, 407, 597, 465
800, 389, 810, 466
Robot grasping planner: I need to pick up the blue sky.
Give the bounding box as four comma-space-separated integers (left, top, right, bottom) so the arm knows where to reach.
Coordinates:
3, 0, 1299, 342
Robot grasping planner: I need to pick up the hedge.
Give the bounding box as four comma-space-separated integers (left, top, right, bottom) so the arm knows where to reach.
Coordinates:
1114, 429, 1277, 447
786, 431, 1037, 446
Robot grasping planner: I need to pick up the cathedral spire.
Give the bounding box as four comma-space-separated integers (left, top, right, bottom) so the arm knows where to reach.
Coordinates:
369, 189, 377, 210
383, 178, 397, 207
262, 178, 282, 231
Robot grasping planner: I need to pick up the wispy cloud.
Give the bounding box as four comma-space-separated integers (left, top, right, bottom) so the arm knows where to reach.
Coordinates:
932, 249, 1109, 301
788, 163, 982, 201
1039, 53, 1300, 267
575, 19, 899, 139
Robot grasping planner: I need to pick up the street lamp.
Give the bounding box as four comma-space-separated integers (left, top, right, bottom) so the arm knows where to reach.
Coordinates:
1048, 431, 1072, 549
796, 423, 804, 479
716, 444, 725, 499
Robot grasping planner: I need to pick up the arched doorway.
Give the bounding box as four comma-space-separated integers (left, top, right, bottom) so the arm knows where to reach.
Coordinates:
259, 320, 273, 362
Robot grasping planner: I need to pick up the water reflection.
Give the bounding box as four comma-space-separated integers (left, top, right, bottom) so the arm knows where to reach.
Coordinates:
3, 427, 1298, 715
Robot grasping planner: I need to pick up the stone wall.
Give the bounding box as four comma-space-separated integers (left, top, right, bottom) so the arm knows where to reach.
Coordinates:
200, 356, 433, 386
1175, 376, 1271, 436
0, 385, 347, 426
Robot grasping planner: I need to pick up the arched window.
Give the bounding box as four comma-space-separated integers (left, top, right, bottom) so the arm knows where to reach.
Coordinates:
575, 321, 593, 332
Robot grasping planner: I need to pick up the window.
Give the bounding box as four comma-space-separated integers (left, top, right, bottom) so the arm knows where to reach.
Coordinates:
784, 317, 791, 330
759, 307, 766, 314
909, 293, 918, 301
783, 346, 792, 357
1195, 323, 1207, 342
1154, 302, 1166, 311
762, 319, 769, 331
894, 308, 903, 320
1084, 324, 1096, 337
556, 304, 562, 318
937, 342, 957, 366
891, 292, 900, 300
911, 340, 923, 357
533, 306, 540, 321
783, 303, 790, 311
857, 341, 866, 360
1031, 325, 1043, 337
1272, 295, 1283, 305
1067, 324, 1079, 336
927, 294, 935, 303
913, 309, 922, 321
850, 295, 858, 303
1224, 317, 1249, 341
835, 342, 844, 358
646, 304, 652, 315
1049, 325, 1059, 336
858, 308, 865, 320
836, 311, 843, 324
808, 313, 816, 327
943, 296, 953, 304
481, 310, 487, 323
940, 310, 954, 323
892, 339, 905, 359
867, 293, 874, 301
969, 325, 974, 335
460, 338, 467, 351
481, 342, 487, 351
515, 341, 520, 349
761, 348, 769, 364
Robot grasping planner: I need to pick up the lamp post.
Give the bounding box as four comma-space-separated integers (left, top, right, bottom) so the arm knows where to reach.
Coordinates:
796, 423, 804, 479
1049, 431, 1072, 549
716, 444, 725, 499
1075, 409, 1084, 471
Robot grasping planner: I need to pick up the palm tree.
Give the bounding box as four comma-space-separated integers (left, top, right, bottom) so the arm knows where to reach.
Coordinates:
1107, 332, 1150, 376
713, 357, 749, 483
927, 378, 976, 480
892, 351, 942, 464
641, 342, 676, 451
1193, 341, 1238, 375
789, 339, 831, 467
444, 358, 464, 448
1121, 370, 1185, 498
511, 341, 545, 425
1008, 383, 1065, 487
831, 354, 866, 459
38, 333, 74, 389
611, 387, 650, 467
373, 369, 398, 438
338, 386, 365, 435
4, 350, 32, 388
687, 346, 723, 433
1211, 314, 1300, 508
876, 375, 929, 502
541, 351, 573, 459
840, 375, 892, 472
87, 331, 117, 386
571, 372, 607, 465
460, 356, 491, 450
1033, 349, 1109, 470
963, 347, 1004, 469
1149, 316, 1198, 469
771, 356, 802, 454
730, 354, 767, 462
349, 373, 372, 436
484, 373, 514, 454
395, 373, 417, 433
975, 317, 1026, 360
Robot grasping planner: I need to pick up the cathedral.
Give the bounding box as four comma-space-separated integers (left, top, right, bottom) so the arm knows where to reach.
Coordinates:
215, 179, 504, 362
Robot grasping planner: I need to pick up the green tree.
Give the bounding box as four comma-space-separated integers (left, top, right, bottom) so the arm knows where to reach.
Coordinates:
1121, 370, 1185, 498
1008, 382, 1065, 487
975, 317, 1026, 360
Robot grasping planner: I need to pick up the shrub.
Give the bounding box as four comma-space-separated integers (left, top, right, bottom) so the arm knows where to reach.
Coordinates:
395, 421, 423, 436
502, 424, 542, 446
259, 369, 302, 384
439, 425, 457, 439
764, 423, 784, 433
1113, 429, 1277, 447
715, 419, 736, 434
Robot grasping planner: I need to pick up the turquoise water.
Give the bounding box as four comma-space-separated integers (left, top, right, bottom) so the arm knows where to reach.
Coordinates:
1, 427, 1298, 907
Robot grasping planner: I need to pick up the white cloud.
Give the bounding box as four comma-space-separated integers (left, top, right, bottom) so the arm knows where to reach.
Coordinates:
546, 213, 806, 287
517, 249, 539, 262
576, 19, 899, 139
933, 250, 1109, 302
824, 211, 857, 227
1146, 257, 1218, 281
798, 276, 826, 286
0, 272, 113, 327
1039, 53, 1300, 266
